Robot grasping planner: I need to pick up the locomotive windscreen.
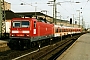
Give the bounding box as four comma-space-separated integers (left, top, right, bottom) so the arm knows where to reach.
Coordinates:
13, 21, 29, 28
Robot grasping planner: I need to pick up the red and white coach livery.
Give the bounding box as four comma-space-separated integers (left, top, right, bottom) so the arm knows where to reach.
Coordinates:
54, 25, 81, 37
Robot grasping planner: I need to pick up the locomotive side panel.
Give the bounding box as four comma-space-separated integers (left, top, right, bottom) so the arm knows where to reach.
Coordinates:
30, 22, 54, 42
37, 22, 54, 36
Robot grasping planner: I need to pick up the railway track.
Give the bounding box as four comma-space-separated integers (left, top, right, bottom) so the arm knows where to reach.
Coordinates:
49, 36, 78, 60
0, 33, 84, 60
0, 46, 39, 60
35, 35, 80, 60
12, 34, 82, 60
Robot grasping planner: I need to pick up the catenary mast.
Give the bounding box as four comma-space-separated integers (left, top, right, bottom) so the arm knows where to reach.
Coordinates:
0, 0, 6, 38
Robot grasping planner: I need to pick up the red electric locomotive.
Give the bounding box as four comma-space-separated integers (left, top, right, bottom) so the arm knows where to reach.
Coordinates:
9, 17, 54, 49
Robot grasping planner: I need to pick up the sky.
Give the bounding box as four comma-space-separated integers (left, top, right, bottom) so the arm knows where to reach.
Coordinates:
5, 0, 90, 28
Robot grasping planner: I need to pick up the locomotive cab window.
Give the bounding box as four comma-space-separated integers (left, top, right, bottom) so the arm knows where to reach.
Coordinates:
13, 21, 20, 27
12, 21, 29, 28
21, 21, 29, 27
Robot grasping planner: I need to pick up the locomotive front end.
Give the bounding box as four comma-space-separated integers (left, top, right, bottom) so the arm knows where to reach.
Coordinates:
9, 18, 31, 49
10, 18, 30, 38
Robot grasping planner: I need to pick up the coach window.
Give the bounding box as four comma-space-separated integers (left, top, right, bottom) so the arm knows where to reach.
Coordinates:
60, 29, 61, 32
34, 21, 36, 28
64, 29, 65, 32
65, 29, 66, 32
55, 28, 58, 33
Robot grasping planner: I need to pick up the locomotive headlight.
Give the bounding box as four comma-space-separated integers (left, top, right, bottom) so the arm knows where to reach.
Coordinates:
27, 35, 29, 36
12, 34, 14, 36
24, 34, 29, 36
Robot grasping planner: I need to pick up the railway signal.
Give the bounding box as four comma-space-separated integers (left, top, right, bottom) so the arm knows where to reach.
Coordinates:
70, 18, 72, 24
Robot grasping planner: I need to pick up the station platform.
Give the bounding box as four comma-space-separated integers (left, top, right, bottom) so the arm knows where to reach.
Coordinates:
0, 40, 10, 52
57, 33, 90, 60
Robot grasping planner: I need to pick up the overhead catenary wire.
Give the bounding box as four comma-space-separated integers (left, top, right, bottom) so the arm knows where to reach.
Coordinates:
19, 0, 53, 17
69, 0, 77, 13
17, 0, 75, 16
18, 0, 90, 20
82, 0, 90, 11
